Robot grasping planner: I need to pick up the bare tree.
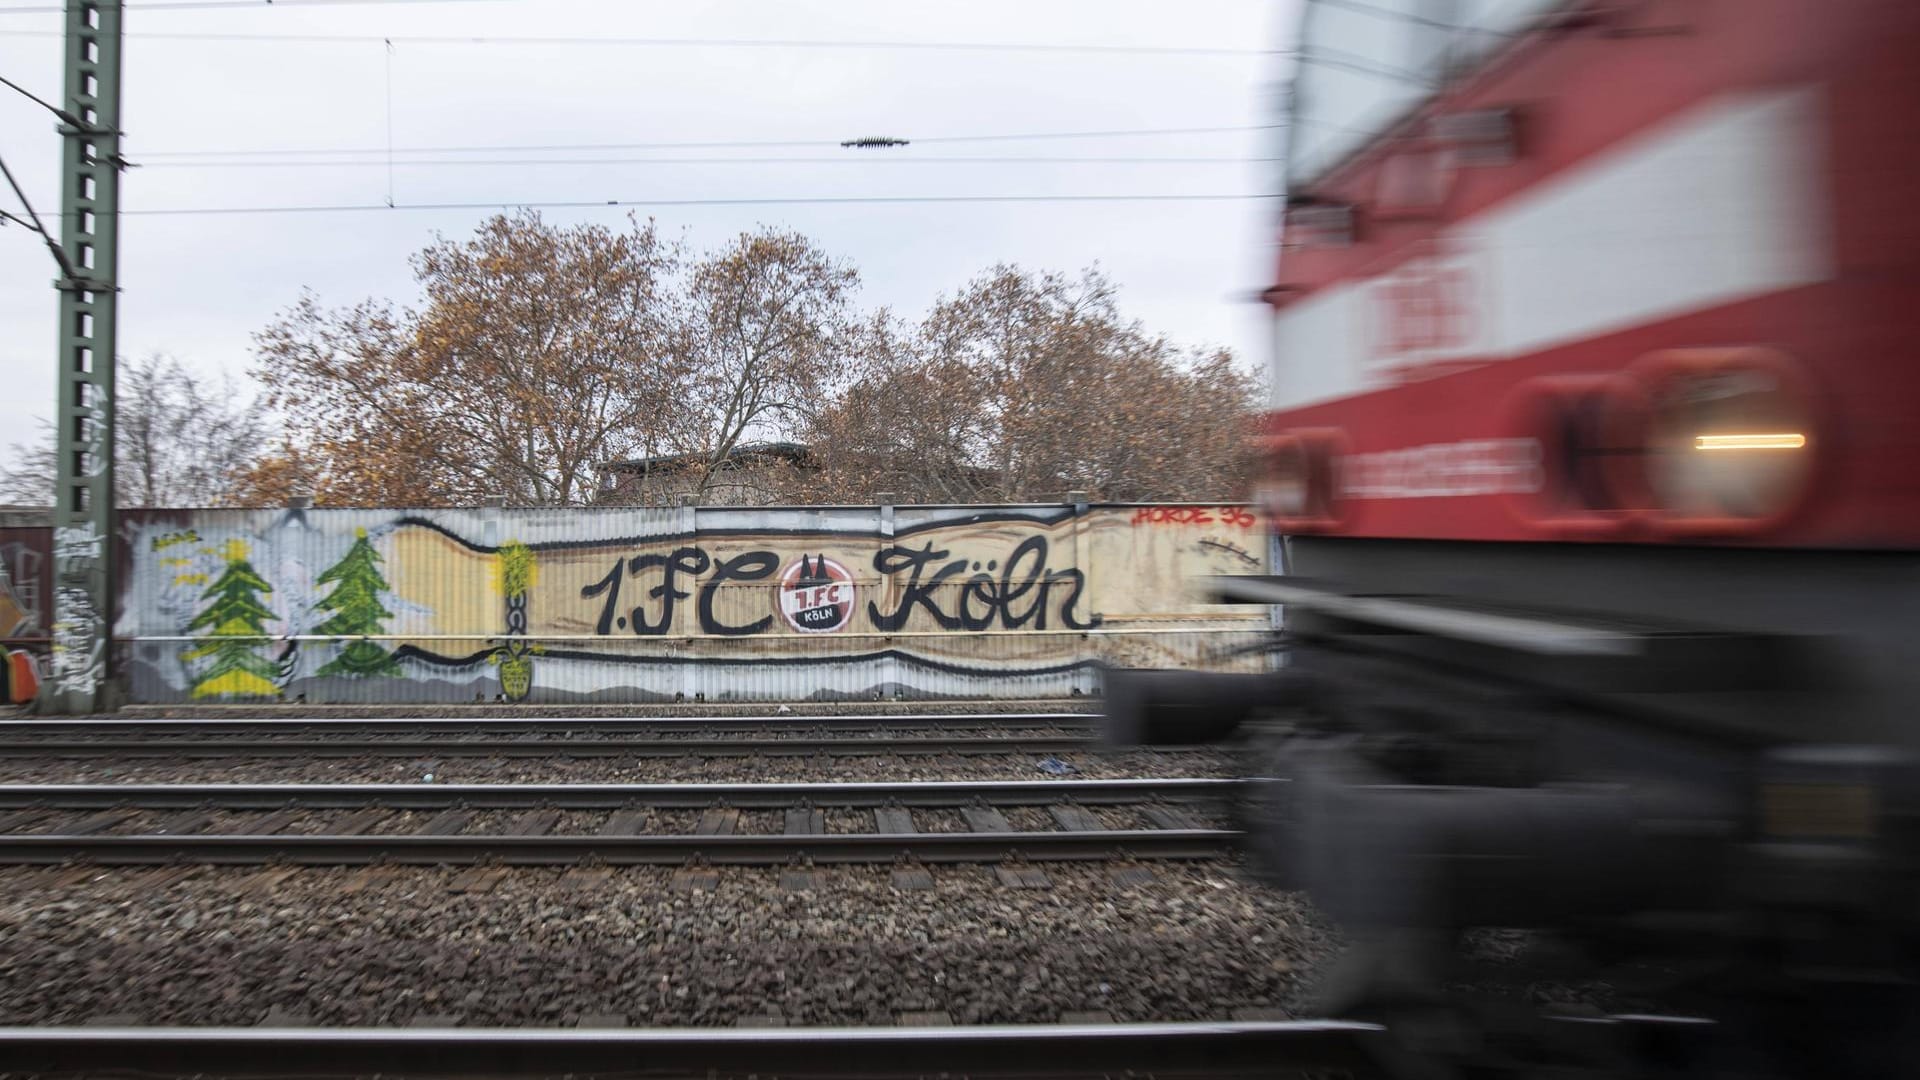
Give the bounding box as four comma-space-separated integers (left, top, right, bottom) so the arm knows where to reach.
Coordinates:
0, 353, 267, 507
803, 265, 1262, 503
668, 229, 858, 496
239, 211, 680, 507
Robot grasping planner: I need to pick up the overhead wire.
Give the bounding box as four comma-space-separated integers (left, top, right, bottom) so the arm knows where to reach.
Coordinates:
0, 26, 1284, 56
136, 124, 1286, 160
140, 154, 1286, 169
0, 148, 78, 279
20, 191, 1275, 218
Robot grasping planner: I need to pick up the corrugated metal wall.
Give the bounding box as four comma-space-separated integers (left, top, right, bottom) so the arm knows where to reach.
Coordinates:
113, 503, 1272, 704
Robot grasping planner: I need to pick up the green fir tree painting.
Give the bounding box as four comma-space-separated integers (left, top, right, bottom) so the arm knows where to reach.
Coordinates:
313, 527, 403, 678
184, 538, 282, 699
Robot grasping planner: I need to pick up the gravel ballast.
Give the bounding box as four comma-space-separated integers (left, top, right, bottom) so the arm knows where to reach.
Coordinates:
0, 861, 1333, 1028
0, 750, 1232, 786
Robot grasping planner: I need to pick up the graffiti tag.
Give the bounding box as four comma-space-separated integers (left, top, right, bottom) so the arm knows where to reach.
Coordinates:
583, 547, 779, 637
868, 536, 1098, 632
1132, 506, 1257, 529
581, 535, 1098, 636
150, 530, 201, 551
48, 523, 103, 699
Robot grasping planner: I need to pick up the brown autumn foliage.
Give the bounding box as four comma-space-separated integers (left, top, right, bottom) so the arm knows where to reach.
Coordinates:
238, 212, 681, 507
800, 266, 1261, 504
230, 214, 1260, 508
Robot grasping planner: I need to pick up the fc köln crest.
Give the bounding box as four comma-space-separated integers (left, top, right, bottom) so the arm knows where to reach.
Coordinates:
778, 554, 855, 633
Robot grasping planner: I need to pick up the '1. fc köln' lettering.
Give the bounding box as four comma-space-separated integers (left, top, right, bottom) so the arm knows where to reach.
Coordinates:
780, 555, 854, 633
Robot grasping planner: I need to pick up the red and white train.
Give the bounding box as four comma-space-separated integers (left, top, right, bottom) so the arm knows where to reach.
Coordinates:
1110, 1, 1920, 1071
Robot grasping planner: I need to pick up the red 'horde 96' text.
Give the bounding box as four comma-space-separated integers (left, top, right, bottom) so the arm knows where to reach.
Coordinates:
1131, 506, 1257, 528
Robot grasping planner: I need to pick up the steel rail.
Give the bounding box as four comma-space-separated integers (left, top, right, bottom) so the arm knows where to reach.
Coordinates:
0, 1021, 1386, 1078
0, 827, 1237, 865
0, 734, 1104, 758
0, 712, 1096, 735
0, 777, 1237, 809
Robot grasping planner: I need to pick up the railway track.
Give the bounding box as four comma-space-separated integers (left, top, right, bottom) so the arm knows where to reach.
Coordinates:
0, 713, 1123, 758
0, 1020, 1387, 1078
0, 778, 1236, 866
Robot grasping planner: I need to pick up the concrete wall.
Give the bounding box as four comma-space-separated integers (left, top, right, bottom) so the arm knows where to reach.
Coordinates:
111, 503, 1273, 704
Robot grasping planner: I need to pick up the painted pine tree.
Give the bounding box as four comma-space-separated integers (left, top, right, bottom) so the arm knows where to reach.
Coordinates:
184, 539, 281, 699
313, 527, 402, 678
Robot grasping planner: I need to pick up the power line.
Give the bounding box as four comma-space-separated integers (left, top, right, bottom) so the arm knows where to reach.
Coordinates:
140, 154, 1285, 169
0, 149, 78, 281
25, 191, 1273, 218
0, 26, 1283, 56
0, 71, 81, 125
137, 124, 1283, 159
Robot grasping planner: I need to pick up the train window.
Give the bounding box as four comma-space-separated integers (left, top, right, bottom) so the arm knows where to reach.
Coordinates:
1286, 0, 1566, 185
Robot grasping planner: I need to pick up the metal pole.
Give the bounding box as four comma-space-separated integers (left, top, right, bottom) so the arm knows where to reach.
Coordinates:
40, 0, 123, 714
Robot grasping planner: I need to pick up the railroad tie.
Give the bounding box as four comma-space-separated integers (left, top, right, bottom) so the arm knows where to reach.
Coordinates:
139, 865, 202, 890
598, 808, 647, 836
783, 806, 825, 835
242, 866, 301, 891
331, 807, 393, 835
560, 866, 612, 889
960, 805, 1012, 833
0, 810, 43, 833
419, 809, 473, 836
155, 810, 213, 836
671, 868, 721, 892
1140, 805, 1199, 831
232, 808, 304, 836
995, 864, 1052, 889
873, 806, 916, 834
338, 866, 398, 895
1048, 804, 1105, 832
890, 864, 935, 891
447, 866, 508, 895
694, 808, 740, 836
64, 810, 135, 836
506, 809, 563, 837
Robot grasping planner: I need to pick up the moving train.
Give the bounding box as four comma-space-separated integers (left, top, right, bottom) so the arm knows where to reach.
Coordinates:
1107, 0, 1920, 1073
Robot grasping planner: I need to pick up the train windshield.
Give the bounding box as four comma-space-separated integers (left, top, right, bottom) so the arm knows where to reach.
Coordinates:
1286, 0, 1567, 186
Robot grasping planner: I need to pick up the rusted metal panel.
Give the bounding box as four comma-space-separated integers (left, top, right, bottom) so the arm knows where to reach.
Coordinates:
115, 505, 1271, 704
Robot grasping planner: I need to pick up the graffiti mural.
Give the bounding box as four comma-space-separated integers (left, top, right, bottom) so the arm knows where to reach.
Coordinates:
114, 504, 1271, 703
0, 543, 43, 640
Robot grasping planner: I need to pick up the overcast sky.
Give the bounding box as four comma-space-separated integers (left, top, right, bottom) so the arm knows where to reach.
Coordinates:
0, 0, 1298, 447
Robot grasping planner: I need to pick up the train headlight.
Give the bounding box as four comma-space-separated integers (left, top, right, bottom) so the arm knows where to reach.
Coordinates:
1257, 428, 1345, 532
1632, 349, 1817, 535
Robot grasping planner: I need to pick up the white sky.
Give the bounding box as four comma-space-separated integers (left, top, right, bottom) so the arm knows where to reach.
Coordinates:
0, 0, 1299, 446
